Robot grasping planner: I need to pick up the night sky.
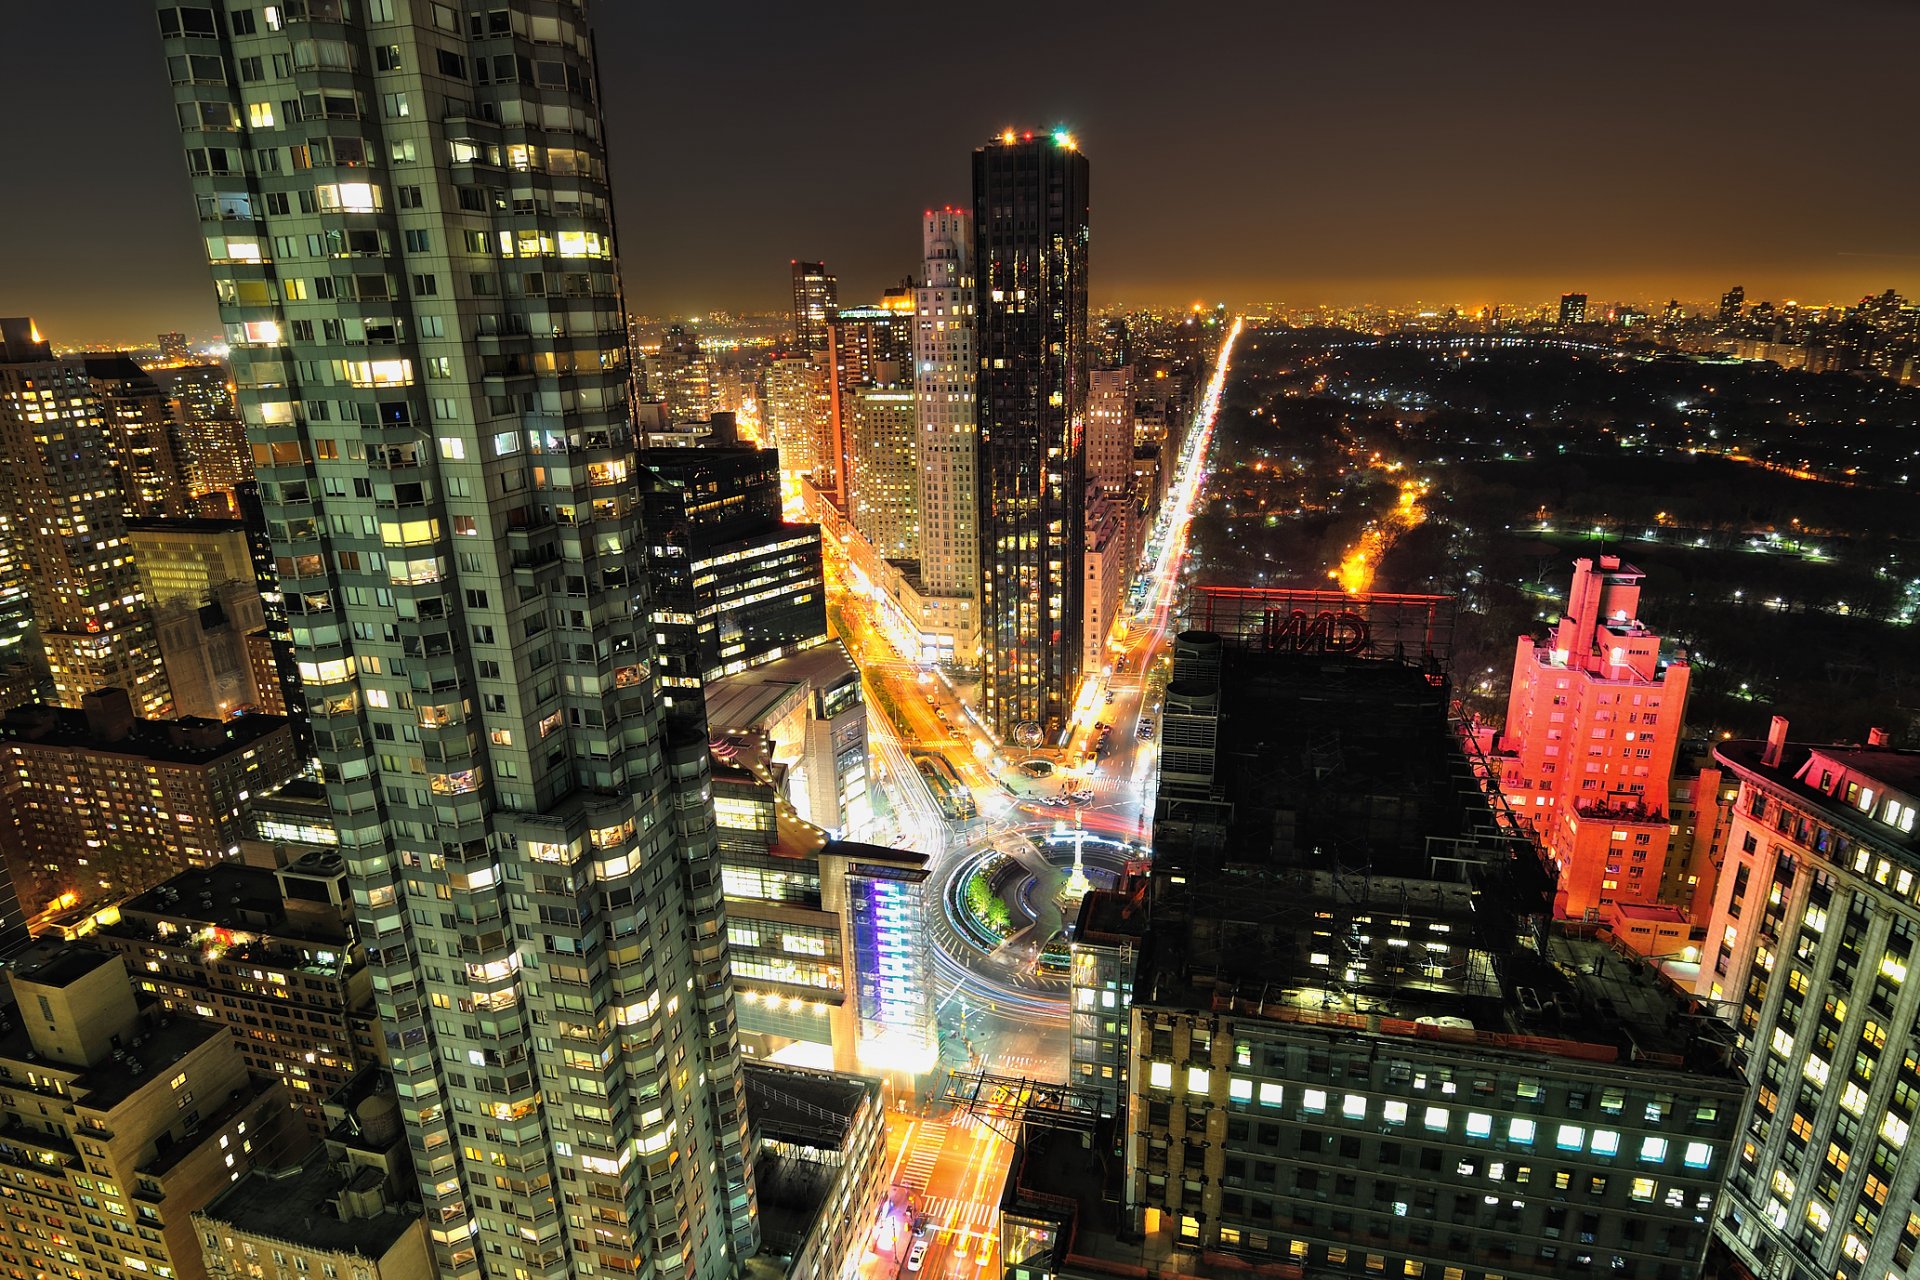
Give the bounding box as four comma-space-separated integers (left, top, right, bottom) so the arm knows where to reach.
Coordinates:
4, 1, 1917, 343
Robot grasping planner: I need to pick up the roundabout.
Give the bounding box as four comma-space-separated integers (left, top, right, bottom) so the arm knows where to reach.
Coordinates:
935, 823, 1143, 998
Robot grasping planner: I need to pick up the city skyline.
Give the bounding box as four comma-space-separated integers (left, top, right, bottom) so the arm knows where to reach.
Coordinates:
7, 1, 1920, 341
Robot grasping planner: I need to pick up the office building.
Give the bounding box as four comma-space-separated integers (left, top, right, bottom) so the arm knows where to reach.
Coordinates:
1087, 366, 1136, 496
845, 376, 918, 563
0, 688, 298, 913
152, 578, 275, 720
742, 1064, 887, 1280
974, 131, 1090, 739
127, 517, 259, 607
157, 6, 760, 1274
704, 641, 870, 835
78, 353, 194, 517
641, 440, 829, 691
1558, 293, 1588, 327
97, 856, 379, 1137
912, 207, 981, 665
709, 736, 931, 1075
0, 318, 172, 717
1047, 617, 1739, 1280
0, 942, 299, 1280
791, 260, 839, 354
197, 1071, 433, 1280
1697, 719, 1920, 1280
1491, 557, 1692, 927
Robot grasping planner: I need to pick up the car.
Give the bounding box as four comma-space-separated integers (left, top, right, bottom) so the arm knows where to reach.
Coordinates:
1072, 790, 1094, 804
907, 1241, 929, 1272
1095, 722, 1109, 731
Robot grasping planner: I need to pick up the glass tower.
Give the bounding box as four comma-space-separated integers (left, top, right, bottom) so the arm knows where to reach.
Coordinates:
155, 4, 758, 1277
973, 131, 1090, 741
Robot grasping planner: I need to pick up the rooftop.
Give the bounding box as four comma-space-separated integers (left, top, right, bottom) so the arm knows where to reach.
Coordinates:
0, 704, 290, 765
743, 1062, 877, 1150
1716, 735, 1920, 860
0, 1006, 227, 1112
9, 942, 118, 991
201, 1151, 419, 1259
103, 862, 351, 954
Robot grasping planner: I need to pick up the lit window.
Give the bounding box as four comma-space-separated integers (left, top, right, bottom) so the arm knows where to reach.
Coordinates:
1509, 1117, 1536, 1144
1556, 1124, 1584, 1151
1228, 1077, 1252, 1103
1424, 1106, 1449, 1132
1465, 1112, 1492, 1139
1302, 1089, 1326, 1114
1639, 1137, 1669, 1163
1682, 1142, 1713, 1169
1258, 1083, 1283, 1108
1591, 1130, 1620, 1157
1383, 1101, 1408, 1125
1148, 1062, 1171, 1091
1186, 1068, 1210, 1096
1343, 1095, 1368, 1120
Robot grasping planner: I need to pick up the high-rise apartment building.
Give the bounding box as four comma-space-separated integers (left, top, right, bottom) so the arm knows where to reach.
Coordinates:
1559, 292, 1589, 327
974, 131, 1090, 739
156, 6, 760, 1277
651, 321, 716, 425
1719, 284, 1746, 323
158, 330, 193, 361
790, 260, 838, 353
763, 354, 833, 479
148, 360, 253, 504
1493, 557, 1691, 925
0, 942, 300, 1280
0, 318, 173, 717
845, 378, 918, 563
912, 208, 980, 661
1698, 719, 1920, 1280
79, 354, 194, 517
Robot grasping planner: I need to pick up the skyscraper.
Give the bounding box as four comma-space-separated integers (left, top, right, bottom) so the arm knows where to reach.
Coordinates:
79, 353, 194, 517
1558, 291, 1588, 327
790, 259, 838, 353
156, 6, 759, 1277
913, 208, 979, 622
0, 318, 173, 716
1086, 365, 1135, 496
974, 131, 1090, 739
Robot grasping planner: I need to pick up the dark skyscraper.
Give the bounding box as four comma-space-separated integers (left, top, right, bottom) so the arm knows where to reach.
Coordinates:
1558, 292, 1588, 327
791, 259, 839, 353
973, 131, 1090, 741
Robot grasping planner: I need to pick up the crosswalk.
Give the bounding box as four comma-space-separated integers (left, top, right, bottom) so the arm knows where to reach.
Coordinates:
917, 1193, 1000, 1266
896, 1122, 947, 1191
986, 1052, 1064, 1081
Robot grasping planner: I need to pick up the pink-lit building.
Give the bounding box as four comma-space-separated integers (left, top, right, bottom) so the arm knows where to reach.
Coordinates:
1495, 556, 1691, 923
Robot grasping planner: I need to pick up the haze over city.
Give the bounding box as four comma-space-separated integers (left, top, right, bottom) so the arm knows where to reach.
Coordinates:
4, 0, 1919, 340
0, 7, 1917, 1280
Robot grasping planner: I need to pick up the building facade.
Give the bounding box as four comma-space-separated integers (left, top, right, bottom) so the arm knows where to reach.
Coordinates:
913, 208, 979, 641
97, 856, 380, 1138
764, 355, 833, 480
1495, 557, 1691, 923
790, 260, 838, 354
78, 354, 194, 518
973, 133, 1090, 740
640, 442, 829, 691
845, 381, 917, 564
0, 318, 173, 717
1696, 720, 1920, 1280
0, 943, 299, 1280
1086, 365, 1136, 497
156, 5, 760, 1276
0, 689, 297, 913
